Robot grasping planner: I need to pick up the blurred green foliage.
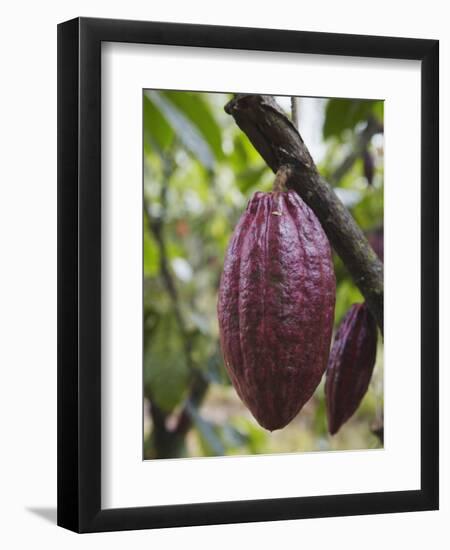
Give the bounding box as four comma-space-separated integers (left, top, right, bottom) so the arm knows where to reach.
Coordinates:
143, 91, 384, 459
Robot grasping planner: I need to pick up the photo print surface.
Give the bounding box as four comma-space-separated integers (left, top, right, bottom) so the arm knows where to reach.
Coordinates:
143, 91, 384, 460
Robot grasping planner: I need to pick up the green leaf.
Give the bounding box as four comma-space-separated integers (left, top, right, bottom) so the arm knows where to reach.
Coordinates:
351, 185, 384, 230
143, 93, 174, 151
323, 99, 383, 140
372, 101, 384, 122
334, 280, 363, 326
236, 165, 268, 193
146, 91, 215, 170
231, 417, 268, 454
144, 314, 189, 412
312, 388, 328, 436
229, 131, 262, 170
143, 229, 160, 277
162, 91, 224, 160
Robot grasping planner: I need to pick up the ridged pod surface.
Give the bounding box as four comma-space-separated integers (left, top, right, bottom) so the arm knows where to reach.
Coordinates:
217, 190, 336, 431
325, 303, 378, 435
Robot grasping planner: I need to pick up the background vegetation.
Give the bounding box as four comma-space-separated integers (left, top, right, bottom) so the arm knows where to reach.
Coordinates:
143, 91, 384, 459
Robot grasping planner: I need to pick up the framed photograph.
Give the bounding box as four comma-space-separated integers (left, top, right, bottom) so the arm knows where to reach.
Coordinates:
57, 17, 439, 533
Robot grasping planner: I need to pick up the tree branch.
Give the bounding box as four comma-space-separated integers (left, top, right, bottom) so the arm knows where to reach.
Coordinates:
225, 94, 384, 332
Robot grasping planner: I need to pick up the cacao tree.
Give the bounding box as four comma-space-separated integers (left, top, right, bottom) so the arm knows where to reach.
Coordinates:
143, 91, 384, 458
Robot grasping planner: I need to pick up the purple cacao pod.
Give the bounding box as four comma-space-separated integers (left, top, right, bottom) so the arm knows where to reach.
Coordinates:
362, 148, 375, 186
325, 303, 378, 435
218, 190, 336, 431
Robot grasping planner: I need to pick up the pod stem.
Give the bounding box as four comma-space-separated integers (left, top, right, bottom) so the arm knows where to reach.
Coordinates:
273, 165, 291, 192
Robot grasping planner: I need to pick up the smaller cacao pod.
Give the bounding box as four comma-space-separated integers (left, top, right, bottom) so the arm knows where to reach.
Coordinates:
362, 148, 375, 186
367, 226, 384, 263
325, 303, 377, 435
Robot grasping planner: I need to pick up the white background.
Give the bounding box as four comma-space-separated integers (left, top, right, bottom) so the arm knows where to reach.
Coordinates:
0, 0, 448, 548
102, 44, 421, 508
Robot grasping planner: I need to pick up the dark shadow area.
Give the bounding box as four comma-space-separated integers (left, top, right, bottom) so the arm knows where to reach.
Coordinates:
26, 507, 57, 525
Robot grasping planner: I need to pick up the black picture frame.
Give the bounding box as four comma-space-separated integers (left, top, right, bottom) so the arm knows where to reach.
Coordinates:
57, 16, 439, 533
